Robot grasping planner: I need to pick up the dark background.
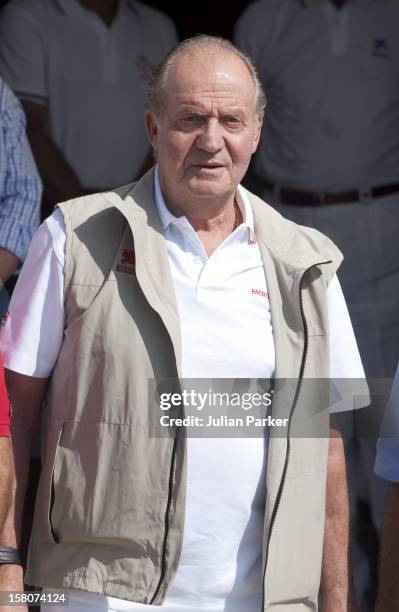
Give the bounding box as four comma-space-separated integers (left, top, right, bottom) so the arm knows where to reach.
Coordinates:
0, 0, 252, 41
144, 1, 249, 40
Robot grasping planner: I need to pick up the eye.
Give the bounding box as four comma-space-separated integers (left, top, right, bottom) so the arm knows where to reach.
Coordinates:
182, 114, 203, 125
177, 114, 204, 131
224, 116, 243, 129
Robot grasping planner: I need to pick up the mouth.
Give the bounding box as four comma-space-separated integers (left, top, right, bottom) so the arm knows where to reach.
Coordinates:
191, 163, 225, 170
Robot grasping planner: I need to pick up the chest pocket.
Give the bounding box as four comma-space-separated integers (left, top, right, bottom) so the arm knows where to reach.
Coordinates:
64, 211, 130, 329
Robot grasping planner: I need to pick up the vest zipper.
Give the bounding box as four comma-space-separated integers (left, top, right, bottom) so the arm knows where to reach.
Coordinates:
49, 422, 65, 543
261, 261, 331, 609
150, 434, 179, 604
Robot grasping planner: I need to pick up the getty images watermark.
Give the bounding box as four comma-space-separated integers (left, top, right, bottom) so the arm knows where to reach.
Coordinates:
148, 377, 373, 438
147, 379, 293, 437
158, 388, 287, 429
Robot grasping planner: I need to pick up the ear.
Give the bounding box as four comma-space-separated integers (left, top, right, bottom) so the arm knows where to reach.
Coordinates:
251, 114, 263, 154
144, 111, 159, 152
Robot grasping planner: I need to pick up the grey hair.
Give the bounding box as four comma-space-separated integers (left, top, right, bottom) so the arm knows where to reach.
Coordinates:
145, 35, 267, 121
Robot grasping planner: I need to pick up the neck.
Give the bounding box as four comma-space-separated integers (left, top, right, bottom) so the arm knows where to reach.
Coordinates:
163, 191, 242, 257
165, 191, 237, 231
185, 201, 240, 234
189, 203, 242, 257
78, 0, 119, 25
330, 0, 347, 8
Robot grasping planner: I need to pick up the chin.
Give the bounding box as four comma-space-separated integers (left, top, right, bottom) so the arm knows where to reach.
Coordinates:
185, 177, 233, 199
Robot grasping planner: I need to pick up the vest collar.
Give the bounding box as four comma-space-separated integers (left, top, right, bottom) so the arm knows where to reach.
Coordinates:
108, 167, 342, 275
104, 167, 342, 380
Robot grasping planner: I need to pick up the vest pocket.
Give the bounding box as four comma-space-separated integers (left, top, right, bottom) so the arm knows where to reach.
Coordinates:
48, 424, 65, 543
43, 421, 65, 544
47, 420, 174, 555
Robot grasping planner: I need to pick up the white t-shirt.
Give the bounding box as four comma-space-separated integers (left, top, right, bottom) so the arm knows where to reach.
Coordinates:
234, 0, 399, 191
0, 172, 365, 611
0, 0, 177, 190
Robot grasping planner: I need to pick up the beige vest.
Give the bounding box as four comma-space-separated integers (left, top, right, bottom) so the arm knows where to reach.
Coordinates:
26, 168, 342, 610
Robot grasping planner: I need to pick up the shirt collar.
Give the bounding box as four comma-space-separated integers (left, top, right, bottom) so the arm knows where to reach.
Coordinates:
154, 165, 256, 241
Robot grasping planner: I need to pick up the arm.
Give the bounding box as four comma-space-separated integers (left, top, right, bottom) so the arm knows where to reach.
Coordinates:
0, 372, 48, 592
320, 428, 355, 611
22, 101, 86, 207
0, 437, 12, 532
0, 250, 20, 285
375, 482, 399, 610
0, 86, 41, 277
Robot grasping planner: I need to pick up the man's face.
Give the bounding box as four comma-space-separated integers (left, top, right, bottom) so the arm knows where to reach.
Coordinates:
145, 49, 262, 210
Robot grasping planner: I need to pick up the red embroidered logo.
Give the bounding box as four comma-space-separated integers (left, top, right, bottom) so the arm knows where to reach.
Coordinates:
117, 249, 135, 275
1, 310, 9, 328
251, 289, 268, 298
121, 249, 134, 265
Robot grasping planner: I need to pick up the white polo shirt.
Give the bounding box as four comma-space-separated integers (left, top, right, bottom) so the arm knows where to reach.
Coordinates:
0, 171, 365, 611
0, 0, 177, 190
234, 0, 399, 191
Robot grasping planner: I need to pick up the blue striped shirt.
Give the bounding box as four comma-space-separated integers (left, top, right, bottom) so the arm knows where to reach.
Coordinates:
0, 78, 41, 262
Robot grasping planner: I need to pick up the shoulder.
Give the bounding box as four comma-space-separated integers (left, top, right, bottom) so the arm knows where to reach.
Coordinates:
236, 0, 292, 27
0, 0, 49, 22
234, 0, 294, 57
0, 79, 25, 126
130, 1, 175, 29
237, 0, 275, 21
59, 185, 133, 226
245, 187, 343, 272
130, 1, 178, 49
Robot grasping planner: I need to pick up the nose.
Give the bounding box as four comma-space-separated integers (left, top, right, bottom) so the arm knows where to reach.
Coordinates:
196, 118, 224, 153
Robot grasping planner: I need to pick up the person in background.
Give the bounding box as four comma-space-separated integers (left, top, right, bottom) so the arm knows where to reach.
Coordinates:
234, 1, 399, 607
0, 77, 41, 317
0, 0, 177, 217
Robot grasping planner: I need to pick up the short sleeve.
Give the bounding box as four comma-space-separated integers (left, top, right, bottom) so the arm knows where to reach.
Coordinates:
0, 1, 47, 104
327, 274, 369, 413
0, 209, 65, 378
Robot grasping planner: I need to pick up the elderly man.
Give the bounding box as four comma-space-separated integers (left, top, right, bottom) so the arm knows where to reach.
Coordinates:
0, 37, 367, 611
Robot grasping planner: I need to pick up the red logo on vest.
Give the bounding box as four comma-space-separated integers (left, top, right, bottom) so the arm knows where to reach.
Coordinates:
117, 249, 135, 275
251, 289, 268, 298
